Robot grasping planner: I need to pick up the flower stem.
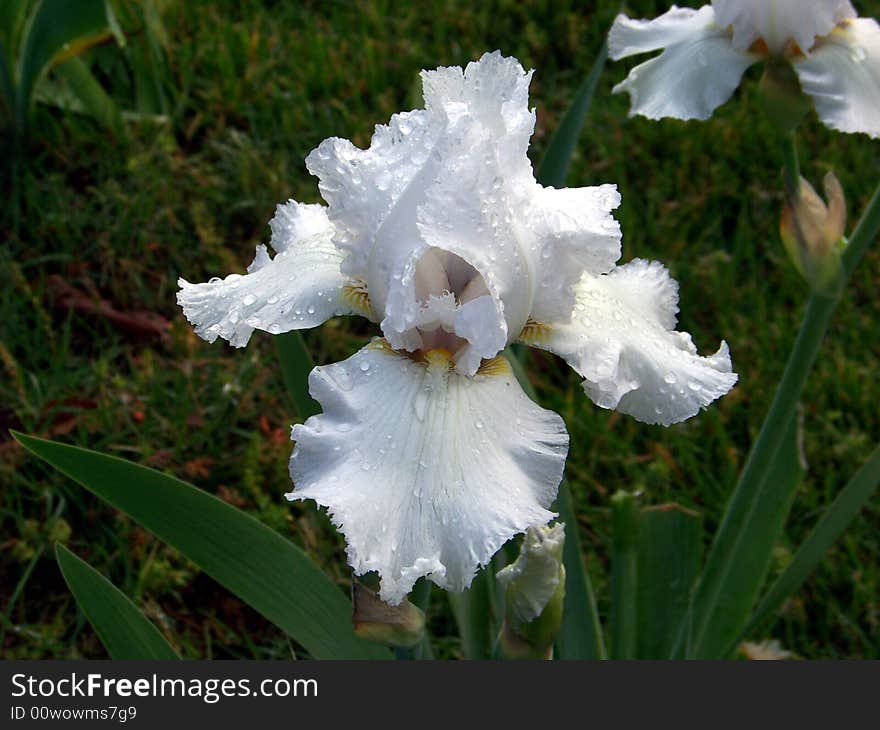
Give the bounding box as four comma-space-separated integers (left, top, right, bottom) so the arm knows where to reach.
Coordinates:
782, 132, 800, 194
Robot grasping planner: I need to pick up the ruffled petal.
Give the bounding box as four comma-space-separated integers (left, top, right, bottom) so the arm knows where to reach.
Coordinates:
795, 18, 880, 139
306, 53, 539, 367
712, 0, 856, 54
610, 5, 718, 58
177, 202, 358, 346
523, 259, 737, 426
305, 109, 436, 298
610, 5, 757, 120
287, 342, 569, 605
526, 185, 622, 324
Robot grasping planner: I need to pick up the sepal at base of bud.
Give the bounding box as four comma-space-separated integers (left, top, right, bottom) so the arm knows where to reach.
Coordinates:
496, 523, 566, 660
781, 171, 847, 296
351, 581, 425, 647
760, 61, 811, 135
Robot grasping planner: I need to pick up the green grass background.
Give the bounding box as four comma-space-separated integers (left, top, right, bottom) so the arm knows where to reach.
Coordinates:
1, 0, 878, 659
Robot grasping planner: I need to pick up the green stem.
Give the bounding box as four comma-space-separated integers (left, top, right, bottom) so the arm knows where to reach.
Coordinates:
782, 133, 800, 195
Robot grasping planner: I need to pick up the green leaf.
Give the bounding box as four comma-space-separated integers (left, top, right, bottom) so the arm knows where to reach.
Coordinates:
55, 544, 179, 660
0, 0, 31, 63
535, 41, 608, 188
16, 0, 112, 126
507, 352, 605, 659
610, 491, 639, 659
684, 413, 804, 658
734, 445, 880, 651
13, 432, 389, 659
519, 37, 611, 657
110, 0, 171, 116
554, 481, 606, 659
448, 566, 495, 659
0, 39, 13, 125
276, 331, 320, 420
51, 56, 122, 134
636, 503, 702, 659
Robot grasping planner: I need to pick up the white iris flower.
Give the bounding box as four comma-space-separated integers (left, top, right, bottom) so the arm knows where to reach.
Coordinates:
609, 1, 880, 137
177, 52, 737, 604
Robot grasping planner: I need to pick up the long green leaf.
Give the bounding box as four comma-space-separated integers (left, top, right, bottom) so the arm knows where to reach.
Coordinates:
276, 331, 320, 420
16, 0, 111, 126
0, 38, 13, 124
684, 414, 804, 658
554, 482, 605, 659
0, 0, 30, 64
610, 491, 639, 659
732, 445, 880, 652
56, 544, 179, 660
535, 41, 608, 188
52, 56, 122, 134
13, 432, 389, 659
507, 353, 605, 659
448, 566, 495, 660
636, 504, 702, 659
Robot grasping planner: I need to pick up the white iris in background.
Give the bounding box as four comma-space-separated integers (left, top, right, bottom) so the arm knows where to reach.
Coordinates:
177, 52, 737, 605
609, 1, 880, 137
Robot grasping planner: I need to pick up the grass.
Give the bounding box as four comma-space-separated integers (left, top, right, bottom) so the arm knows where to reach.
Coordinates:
2, 0, 878, 659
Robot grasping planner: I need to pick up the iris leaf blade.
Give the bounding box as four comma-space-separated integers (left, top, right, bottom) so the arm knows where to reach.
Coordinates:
535, 41, 608, 188
733, 445, 880, 652
13, 431, 389, 659
55, 543, 179, 660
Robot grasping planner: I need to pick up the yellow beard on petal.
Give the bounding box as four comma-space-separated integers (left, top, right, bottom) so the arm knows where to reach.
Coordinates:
518, 318, 552, 345
476, 355, 511, 378
343, 279, 374, 319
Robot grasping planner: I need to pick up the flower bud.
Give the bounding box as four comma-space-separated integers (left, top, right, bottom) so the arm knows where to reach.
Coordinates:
496, 522, 566, 660
780, 171, 847, 295
351, 581, 425, 647
759, 60, 811, 135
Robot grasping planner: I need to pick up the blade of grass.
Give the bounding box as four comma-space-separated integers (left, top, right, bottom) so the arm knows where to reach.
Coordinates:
0, 545, 43, 649
12, 431, 389, 659
55, 544, 179, 660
